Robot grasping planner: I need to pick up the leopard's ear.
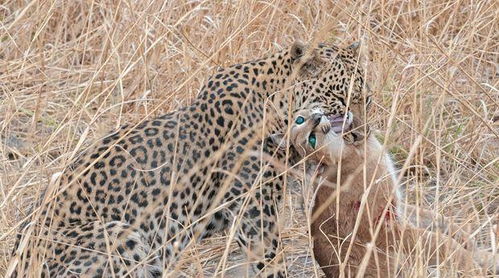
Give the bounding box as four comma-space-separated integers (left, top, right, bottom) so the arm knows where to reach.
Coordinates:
347, 41, 361, 57
290, 41, 324, 77
290, 41, 306, 61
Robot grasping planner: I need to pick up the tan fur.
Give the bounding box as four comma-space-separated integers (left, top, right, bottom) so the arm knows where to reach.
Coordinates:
289, 110, 499, 277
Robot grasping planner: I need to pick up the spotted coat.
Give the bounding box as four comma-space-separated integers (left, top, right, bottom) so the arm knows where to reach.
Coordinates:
11, 42, 369, 278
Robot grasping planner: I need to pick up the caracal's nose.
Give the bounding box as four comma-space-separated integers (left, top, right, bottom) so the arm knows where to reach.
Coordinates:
311, 113, 322, 126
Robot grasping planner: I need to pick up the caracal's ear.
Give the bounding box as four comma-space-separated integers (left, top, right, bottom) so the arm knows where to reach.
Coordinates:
290, 41, 324, 78
267, 133, 287, 151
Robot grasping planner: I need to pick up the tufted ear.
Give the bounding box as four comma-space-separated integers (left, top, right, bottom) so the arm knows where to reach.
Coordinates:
267, 133, 287, 151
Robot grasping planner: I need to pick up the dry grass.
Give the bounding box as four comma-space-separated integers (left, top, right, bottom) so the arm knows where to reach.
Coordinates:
0, 0, 498, 277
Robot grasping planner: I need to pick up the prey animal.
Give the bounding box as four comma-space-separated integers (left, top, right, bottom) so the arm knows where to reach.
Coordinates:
274, 108, 499, 277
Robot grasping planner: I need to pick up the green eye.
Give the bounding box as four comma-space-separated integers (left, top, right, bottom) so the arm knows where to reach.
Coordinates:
295, 116, 305, 125
308, 133, 316, 148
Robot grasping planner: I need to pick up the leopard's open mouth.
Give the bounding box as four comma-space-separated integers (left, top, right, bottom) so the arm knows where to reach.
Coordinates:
327, 112, 353, 134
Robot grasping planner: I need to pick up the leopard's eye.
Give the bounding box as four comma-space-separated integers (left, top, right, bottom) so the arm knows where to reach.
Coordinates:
308, 133, 316, 148
295, 116, 305, 125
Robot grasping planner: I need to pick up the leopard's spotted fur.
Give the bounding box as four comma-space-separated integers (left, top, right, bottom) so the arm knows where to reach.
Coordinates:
10, 42, 369, 278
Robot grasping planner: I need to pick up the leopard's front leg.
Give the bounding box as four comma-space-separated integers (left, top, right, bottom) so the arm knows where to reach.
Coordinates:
218, 148, 287, 277
238, 176, 285, 277
235, 176, 286, 278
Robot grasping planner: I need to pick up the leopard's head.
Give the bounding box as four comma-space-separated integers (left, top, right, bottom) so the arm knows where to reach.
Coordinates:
288, 41, 371, 131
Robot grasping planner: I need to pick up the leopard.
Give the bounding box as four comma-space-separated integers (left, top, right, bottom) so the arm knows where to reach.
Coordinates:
277, 108, 499, 277
9, 41, 371, 278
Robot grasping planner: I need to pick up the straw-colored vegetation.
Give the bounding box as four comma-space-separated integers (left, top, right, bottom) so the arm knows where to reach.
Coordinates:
1, 0, 497, 277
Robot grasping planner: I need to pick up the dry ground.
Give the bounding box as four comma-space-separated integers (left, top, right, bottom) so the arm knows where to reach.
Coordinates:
1, 0, 498, 277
